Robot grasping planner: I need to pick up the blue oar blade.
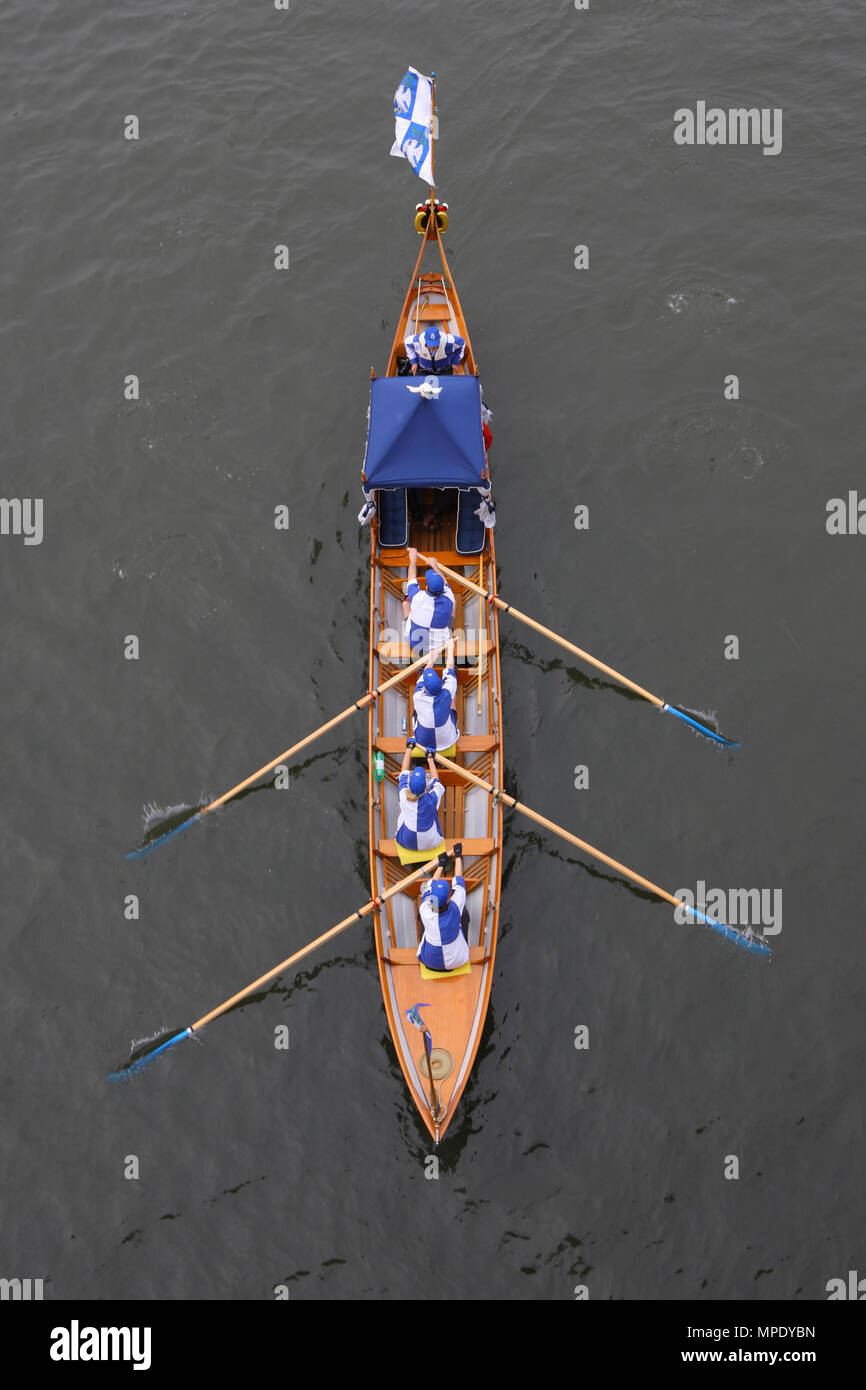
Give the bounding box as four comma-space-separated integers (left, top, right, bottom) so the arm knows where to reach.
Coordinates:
108, 1027, 192, 1081
687, 907, 771, 957
662, 704, 739, 748
125, 811, 202, 860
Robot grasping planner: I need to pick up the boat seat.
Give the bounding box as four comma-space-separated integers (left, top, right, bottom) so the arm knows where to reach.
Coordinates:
377, 838, 494, 859
377, 550, 486, 570
377, 635, 492, 664
375, 733, 497, 754
455, 489, 487, 556
417, 303, 451, 321
377, 489, 408, 548
387, 946, 487, 965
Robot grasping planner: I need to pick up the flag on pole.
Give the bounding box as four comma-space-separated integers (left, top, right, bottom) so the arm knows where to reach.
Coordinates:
406, 1002, 431, 1031
391, 67, 435, 186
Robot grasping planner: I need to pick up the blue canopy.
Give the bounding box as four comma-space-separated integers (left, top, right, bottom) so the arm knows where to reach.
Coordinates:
363, 375, 487, 489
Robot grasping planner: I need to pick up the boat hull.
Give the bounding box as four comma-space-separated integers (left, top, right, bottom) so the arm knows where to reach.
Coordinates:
366, 209, 503, 1142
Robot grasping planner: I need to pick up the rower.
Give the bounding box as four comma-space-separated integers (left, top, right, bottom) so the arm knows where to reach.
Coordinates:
411, 639, 459, 757
394, 741, 445, 862
403, 548, 455, 654
404, 325, 466, 375
417, 845, 470, 972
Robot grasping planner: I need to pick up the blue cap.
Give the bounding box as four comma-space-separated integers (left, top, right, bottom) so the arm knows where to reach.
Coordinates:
431, 880, 450, 909
424, 327, 440, 348
408, 767, 427, 795
422, 669, 442, 694
426, 570, 444, 595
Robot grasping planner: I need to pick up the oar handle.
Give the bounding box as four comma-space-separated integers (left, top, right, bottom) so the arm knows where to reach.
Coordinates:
433, 754, 769, 957
190, 857, 440, 1033
198, 645, 446, 820
417, 553, 664, 708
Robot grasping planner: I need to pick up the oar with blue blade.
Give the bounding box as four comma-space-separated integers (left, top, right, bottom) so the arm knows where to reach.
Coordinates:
418, 553, 738, 748
126, 644, 448, 859
661, 704, 737, 747
109, 857, 441, 1080
435, 753, 771, 958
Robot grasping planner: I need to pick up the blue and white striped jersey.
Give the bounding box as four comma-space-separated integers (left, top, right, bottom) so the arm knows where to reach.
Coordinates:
418, 875, 469, 971
395, 774, 445, 852
405, 580, 455, 651
403, 329, 467, 372
412, 668, 459, 751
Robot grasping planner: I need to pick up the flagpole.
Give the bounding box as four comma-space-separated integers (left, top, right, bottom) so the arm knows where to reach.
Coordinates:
430, 70, 436, 196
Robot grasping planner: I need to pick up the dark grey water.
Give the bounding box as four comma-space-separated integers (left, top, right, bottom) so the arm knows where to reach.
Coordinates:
2, 0, 864, 1301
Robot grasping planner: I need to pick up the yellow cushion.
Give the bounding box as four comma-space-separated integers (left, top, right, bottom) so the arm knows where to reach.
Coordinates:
411, 742, 457, 761
419, 960, 472, 980
396, 839, 446, 865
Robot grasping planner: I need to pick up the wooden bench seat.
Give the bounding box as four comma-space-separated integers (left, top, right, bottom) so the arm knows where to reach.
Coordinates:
387, 946, 488, 966
375, 734, 497, 754
376, 551, 489, 571
416, 303, 452, 321
377, 636, 491, 664
377, 837, 495, 859
374, 667, 491, 689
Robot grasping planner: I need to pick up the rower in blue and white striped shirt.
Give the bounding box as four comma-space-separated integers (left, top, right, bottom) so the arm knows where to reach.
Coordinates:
404, 326, 466, 375
411, 640, 459, 755
395, 741, 445, 862
417, 845, 470, 972
402, 548, 454, 654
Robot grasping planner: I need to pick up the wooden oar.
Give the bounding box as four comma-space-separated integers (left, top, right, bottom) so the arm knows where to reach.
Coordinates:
476, 552, 484, 716
435, 753, 769, 956
127, 644, 445, 859
110, 857, 441, 1079
419, 553, 737, 748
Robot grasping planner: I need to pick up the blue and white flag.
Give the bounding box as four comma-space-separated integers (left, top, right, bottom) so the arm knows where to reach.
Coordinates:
391, 67, 434, 185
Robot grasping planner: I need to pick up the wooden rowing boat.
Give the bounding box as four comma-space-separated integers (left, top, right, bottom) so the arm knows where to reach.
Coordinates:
365, 198, 503, 1143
